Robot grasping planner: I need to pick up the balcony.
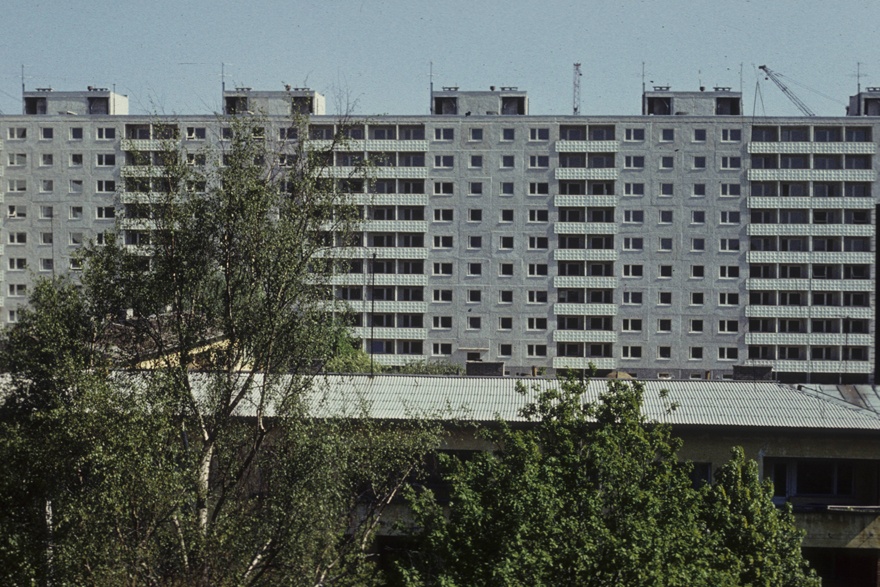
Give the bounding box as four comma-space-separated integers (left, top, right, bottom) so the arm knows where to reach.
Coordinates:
553, 330, 617, 343
554, 249, 618, 262
553, 303, 617, 316
352, 326, 427, 340
552, 356, 616, 370
554, 222, 618, 235
746, 251, 874, 264
747, 224, 874, 237
747, 169, 874, 182
555, 140, 620, 153
748, 141, 876, 155
746, 278, 872, 292
554, 276, 617, 289
746, 306, 873, 320
745, 333, 873, 346
555, 168, 619, 181
747, 197, 875, 210
554, 195, 618, 208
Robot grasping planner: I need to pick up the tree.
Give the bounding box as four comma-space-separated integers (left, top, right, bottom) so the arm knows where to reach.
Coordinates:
398, 377, 819, 587
0, 112, 440, 586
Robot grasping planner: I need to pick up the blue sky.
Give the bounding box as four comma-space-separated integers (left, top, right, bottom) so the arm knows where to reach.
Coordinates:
1, 0, 877, 117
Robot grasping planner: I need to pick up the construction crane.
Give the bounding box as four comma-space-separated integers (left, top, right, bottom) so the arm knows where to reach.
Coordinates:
573, 63, 582, 115
758, 65, 816, 117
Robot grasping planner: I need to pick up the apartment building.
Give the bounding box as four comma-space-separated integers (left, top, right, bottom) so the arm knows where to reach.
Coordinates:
2, 83, 878, 383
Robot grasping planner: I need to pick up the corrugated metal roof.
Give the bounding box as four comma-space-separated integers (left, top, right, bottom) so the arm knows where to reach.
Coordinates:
305, 375, 880, 431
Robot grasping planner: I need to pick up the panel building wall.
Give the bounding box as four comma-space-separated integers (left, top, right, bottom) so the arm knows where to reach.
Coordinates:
1, 85, 878, 383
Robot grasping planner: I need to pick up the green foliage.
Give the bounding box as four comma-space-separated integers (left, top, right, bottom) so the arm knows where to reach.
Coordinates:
391, 360, 464, 376
0, 113, 441, 586
399, 378, 818, 587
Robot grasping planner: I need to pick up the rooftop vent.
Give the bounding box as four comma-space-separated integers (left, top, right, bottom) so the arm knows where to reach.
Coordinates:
234, 87, 252, 92
713, 86, 732, 91
653, 85, 671, 91
441, 86, 459, 91
500, 86, 518, 91
867, 87, 880, 93
35, 87, 53, 92
87, 86, 109, 92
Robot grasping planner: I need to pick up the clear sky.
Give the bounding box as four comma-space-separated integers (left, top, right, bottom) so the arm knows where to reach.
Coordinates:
1, 0, 877, 117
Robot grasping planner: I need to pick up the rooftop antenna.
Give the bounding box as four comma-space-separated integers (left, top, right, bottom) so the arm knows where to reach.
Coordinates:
857, 61, 864, 95
429, 61, 434, 114
573, 63, 583, 115
21, 64, 25, 94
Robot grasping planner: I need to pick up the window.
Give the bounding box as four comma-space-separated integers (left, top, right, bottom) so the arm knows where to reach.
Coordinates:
693, 156, 706, 169
691, 265, 705, 278
719, 266, 739, 279
624, 155, 645, 169
96, 127, 116, 140
660, 183, 673, 197
719, 292, 739, 306
499, 263, 514, 276
528, 263, 548, 276
468, 263, 483, 276
624, 128, 645, 141
623, 210, 644, 223
691, 292, 704, 306
8, 284, 27, 297
39, 153, 53, 167
7, 127, 26, 139
659, 210, 673, 224
623, 264, 643, 277
96, 206, 115, 219
528, 182, 549, 196
67, 179, 83, 194
660, 156, 674, 169
529, 155, 549, 168
433, 262, 453, 276
96, 180, 116, 193
661, 128, 674, 141
7, 153, 26, 166
659, 265, 672, 278
40, 180, 53, 193
185, 126, 207, 140
501, 155, 515, 168
434, 155, 453, 168
96, 154, 116, 166
622, 319, 642, 332
528, 209, 549, 222
527, 290, 547, 303
40, 127, 53, 140
690, 319, 704, 333
528, 236, 549, 250
40, 233, 52, 245
432, 210, 455, 225
658, 319, 672, 332
502, 128, 515, 141
693, 129, 707, 141
718, 347, 738, 360
692, 184, 706, 197
467, 316, 481, 330
623, 237, 643, 251
527, 317, 548, 330
7, 232, 26, 244
7, 205, 26, 218
434, 128, 453, 140
69, 153, 83, 167
8, 258, 26, 271
40, 206, 53, 219
658, 291, 672, 305
720, 183, 741, 197
469, 155, 483, 168
623, 291, 643, 305
527, 344, 547, 357
721, 156, 741, 169
432, 316, 452, 329
622, 346, 642, 359
469, 182, 483, 195
657, 347, 672, 360
721, 129, 741, 142
691, 238, 705, 251
720, 238, 740, 252
433, 235, 453, 249
500, 209, 514, 223
500, 182, 514, 196
8, 179, 27, 192
432, 343, 452, 356
499, 344, 512, 357
498, 316, 513, 330
500, 236, 514, 249
469, 128, 483, 141
529, 128, 549, 141
720, 211, 740, 224
690, 347, 704, 360
433, 181, 454, 196
69, 206, 83, 220
433, 289, 452, 302
624, 183, 645, 196
719, 320, 738, 333
658, 238, 672, 252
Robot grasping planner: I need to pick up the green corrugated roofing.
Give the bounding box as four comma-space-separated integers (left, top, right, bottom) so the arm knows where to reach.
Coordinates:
305, 375, 880, 431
